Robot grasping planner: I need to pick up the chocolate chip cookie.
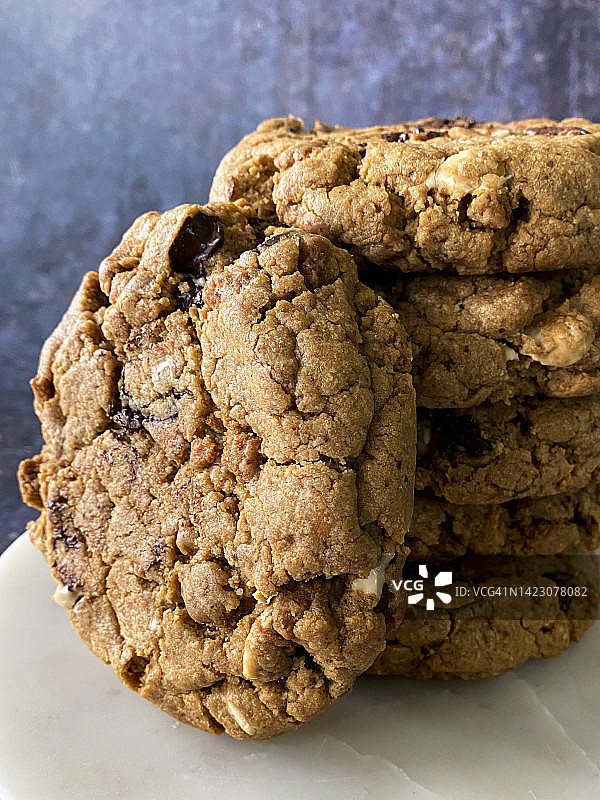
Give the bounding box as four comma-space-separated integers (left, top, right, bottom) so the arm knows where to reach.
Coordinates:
370, 267, 600, 407
210, 116, 600, 275
407, 486, 600, 561
368, 551, 599, 679
18, 202, 416, 739
416, 396, 600, 504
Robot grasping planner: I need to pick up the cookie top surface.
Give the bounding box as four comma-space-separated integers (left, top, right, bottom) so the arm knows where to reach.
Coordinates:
210, 115, 600, 275
416, 396, 600, 504
407, 486, 600, 561
18, 202, 416, 739
373, 266, 600, 407
369, 551, 599, 679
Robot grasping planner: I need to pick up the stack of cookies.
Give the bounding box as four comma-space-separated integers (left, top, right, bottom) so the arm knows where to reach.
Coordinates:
18, 115, 600, 740
210, 115, 600, 679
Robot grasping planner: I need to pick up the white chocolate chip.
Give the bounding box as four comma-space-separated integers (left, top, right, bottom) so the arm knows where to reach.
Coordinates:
209, 464, 224, 482
519, 313, 594, 367
242, 639, 255, 680
148, 612, 162, 633
242, 634, 266, 682
226, 701, 256, 736
52, 583, 83, 610
425, 151, 480, 195
252, 590, 275, 604
242, 608, 274, 681
351, 553, 394, 599
426, 150, 507, 198
151, 355, 175, 385
208, 464, 235, 492
502, 343, 520, 361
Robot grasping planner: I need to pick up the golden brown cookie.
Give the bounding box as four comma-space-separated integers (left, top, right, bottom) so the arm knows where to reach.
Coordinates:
210, 116, 600, 275
370, 267, 600, 407
416, 397, 600, 504
18, 203, 416, 739
369, 551, 599, 679
407, 486, 600, 561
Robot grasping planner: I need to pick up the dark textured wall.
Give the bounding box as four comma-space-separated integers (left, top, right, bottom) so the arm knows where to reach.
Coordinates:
2, 0, 600, 552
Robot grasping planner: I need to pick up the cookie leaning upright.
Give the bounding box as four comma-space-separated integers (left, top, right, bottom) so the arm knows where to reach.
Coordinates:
18, 202, 416, 740
210, 116, 600, 275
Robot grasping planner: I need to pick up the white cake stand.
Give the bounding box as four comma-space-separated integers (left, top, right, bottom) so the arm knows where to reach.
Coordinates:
1, 533, 599, 800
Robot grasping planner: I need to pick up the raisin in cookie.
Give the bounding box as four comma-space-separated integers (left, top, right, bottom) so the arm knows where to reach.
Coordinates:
370, 266, 600, 407
416, 396, 600, 504
18, 202, 416, 740
368, 551, 599, 679
407, 486, 600, 561
210, 115, 600, 275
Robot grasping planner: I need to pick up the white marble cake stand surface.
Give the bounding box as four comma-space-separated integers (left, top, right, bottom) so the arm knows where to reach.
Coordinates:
1, 533, 599, 800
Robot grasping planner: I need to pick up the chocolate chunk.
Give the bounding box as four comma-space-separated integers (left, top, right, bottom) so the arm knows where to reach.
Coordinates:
412, 127, 444, 140
53, 528, 80, 549
169, 212, 224, 276
48, 492, 80, 549
107, 386, 145, 433
175, 279, 205, 311
382, 128, 443, 143
107, 401, 144, 433
257, 231, 296, 251
108, 382, 179, 431
381, 131, 409, 143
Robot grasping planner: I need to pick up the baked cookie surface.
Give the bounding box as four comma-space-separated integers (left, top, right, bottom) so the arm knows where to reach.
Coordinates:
416, 396, 600, 504
372, 266, 600, 407
18, 203, 416, 739
407, 486, 600, 561
210, 115, 600, 275
368, 551, 599, 679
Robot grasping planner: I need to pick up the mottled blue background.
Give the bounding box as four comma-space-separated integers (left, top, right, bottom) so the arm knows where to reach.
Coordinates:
2, 0, 600, 552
